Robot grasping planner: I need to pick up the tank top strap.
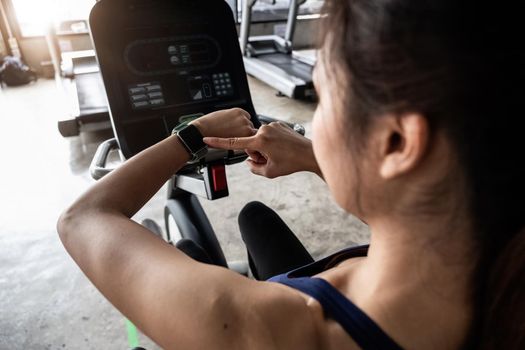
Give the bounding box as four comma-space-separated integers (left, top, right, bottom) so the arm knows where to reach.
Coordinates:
276, 276, 404, 350
285, 245, 369, 278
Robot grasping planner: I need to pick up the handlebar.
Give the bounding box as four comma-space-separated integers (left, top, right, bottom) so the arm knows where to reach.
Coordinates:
90, 115, 305, 181
257, 114, 305, 136
89, 138, 119, 180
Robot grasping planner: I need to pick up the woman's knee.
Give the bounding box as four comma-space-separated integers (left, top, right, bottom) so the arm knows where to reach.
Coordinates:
238, 201, 275, 240
239, 201, 269, 225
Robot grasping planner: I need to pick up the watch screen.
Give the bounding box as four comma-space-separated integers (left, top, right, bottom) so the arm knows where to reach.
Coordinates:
179, 125, 206, 152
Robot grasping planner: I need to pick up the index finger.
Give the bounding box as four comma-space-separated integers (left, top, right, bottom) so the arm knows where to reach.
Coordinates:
203, 136, 257, 150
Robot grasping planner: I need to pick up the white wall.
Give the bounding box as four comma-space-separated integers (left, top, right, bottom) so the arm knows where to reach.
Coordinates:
19, 33, 92, 74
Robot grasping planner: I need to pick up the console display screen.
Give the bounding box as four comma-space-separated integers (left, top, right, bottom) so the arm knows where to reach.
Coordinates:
124, 36, 221, 76
90, 0, 257, 158
121, 34, 238, 113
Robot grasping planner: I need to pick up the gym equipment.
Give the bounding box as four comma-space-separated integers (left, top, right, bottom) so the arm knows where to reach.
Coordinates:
89, 0, 305, 268
88, 1, 305, 347
240, 0, 316, 100
58, 50, 111, 136
56, 0, 318, 137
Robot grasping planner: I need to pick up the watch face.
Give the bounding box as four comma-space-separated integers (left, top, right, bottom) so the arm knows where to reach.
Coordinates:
179, 124, 206, 153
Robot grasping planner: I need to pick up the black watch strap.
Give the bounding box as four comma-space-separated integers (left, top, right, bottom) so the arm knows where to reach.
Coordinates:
175, 124, 208, 163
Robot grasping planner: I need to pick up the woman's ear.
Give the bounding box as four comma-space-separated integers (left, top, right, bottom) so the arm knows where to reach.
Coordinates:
379, 114, 429, 179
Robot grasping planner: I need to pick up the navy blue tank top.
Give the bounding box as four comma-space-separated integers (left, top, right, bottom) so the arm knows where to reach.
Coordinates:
268, 245, 404, 350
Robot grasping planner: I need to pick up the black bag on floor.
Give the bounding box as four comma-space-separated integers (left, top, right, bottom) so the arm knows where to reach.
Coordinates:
0, 56, 37, 87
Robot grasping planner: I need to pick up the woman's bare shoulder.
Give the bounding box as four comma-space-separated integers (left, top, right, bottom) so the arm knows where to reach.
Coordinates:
237, 279, 360, 350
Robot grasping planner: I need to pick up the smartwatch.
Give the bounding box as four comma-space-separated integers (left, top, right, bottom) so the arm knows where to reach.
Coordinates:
174, 124, 208, 163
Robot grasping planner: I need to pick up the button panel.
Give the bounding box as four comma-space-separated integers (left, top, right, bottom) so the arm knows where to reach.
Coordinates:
212, 72, 233, 97
128, 82, 165, 109
148, 91, 163, 99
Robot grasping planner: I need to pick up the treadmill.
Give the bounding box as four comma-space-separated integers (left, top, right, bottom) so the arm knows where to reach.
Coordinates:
240, 0, 316, 100
58, 50, 111, 137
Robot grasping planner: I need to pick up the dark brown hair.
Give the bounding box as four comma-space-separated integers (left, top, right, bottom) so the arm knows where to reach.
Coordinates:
320, 0, 525, 348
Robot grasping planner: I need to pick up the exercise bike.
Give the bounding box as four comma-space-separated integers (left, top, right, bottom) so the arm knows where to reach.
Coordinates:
88, 0, 305, 346
89, 0, 305, 268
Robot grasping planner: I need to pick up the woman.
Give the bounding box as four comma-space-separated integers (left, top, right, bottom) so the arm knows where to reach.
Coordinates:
58, 0, 525, 349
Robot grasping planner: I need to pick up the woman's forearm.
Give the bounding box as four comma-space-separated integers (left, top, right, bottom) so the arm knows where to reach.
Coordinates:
59, 108, 256, 225
66, 134, 190, 219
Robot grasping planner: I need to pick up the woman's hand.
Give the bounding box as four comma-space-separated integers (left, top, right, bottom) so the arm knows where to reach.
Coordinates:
190, 108, 257, 138
204, 122, 322, 179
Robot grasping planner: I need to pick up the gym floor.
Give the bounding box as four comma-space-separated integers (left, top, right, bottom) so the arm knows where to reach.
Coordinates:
0, 77, 369, 349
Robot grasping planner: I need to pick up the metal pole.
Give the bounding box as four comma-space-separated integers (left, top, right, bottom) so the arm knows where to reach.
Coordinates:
239, 0, 257, 55
284, 0, 306, 44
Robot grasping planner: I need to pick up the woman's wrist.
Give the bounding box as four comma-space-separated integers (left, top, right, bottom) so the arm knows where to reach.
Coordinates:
304, 142, 322, 177
308, 158, 323, 178
167, 133, 192, 163
311, 162, 323, 178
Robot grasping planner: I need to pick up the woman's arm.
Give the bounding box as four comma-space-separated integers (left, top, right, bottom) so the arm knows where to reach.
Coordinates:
57, 109, 322, 349
204, 121, 323, 179
60, 108, 255, 218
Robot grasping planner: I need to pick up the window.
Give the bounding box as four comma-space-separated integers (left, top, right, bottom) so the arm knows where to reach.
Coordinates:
10, 0, 96, 37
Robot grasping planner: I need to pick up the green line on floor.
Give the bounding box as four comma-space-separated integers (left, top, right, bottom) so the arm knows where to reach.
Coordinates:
126, 319, 140, 348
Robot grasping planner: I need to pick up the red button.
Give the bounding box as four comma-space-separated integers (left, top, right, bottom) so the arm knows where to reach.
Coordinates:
212, 165, 227, 192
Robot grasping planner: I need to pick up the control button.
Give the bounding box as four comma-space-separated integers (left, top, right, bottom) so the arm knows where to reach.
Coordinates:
148, 91, 163, 99
212, 74, 218, 79
224, 73, 230, 77
203, 83, 212, 98
212, 165, 227, 192
182, 55, 191, 64
131, 94, 148, 102
180, 45, 189, 54
168, 45, 178, 54
170, 56, 181, 65
133, 101, 149, 108
146, 85, 162, 92
217, 91, 222, 96
129, 87, 146, 94
150, 99, 165, 106
226, 84, 232, 88
220, 79, 225, 84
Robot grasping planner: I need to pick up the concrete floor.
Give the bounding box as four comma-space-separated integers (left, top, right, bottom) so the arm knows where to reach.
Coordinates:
0, 77, 369, 349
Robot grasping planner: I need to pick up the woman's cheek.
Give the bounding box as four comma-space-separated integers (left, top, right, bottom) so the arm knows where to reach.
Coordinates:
312, 104, 358, 213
